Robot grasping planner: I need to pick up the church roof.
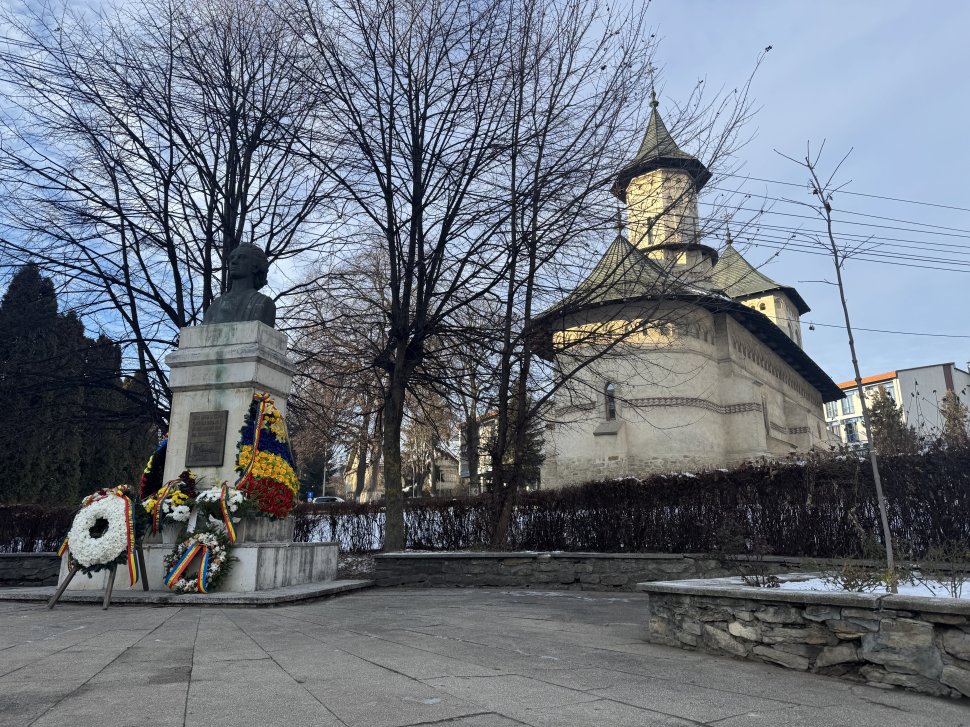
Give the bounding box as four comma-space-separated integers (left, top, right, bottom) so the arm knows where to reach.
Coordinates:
544, 234, 706, 315
710, 242, 811, 315
533, 236, 842, 402
610, 92, 712, 201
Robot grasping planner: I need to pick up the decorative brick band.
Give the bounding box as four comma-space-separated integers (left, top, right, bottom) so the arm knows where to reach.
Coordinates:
626, 397, 763, 416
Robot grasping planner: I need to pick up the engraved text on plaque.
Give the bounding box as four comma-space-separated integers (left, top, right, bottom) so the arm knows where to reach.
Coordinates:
186, 410, 229, 467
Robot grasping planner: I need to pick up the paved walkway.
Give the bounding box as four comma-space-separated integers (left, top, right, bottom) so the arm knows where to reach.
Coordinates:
1, 588, 968, 726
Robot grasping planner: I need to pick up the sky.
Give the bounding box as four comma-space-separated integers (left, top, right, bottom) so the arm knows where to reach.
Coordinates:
636, 0, 970, 383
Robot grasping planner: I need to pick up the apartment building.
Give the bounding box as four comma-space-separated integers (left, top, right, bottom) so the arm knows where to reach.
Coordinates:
823, 362, 970, 448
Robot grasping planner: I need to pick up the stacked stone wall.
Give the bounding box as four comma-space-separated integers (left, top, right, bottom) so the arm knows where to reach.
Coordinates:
374, 553, 824, 591
0, 553, 60, 586
643, 585, 970, 699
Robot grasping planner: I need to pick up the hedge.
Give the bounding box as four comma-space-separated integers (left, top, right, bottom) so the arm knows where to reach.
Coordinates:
294, 450, 970, 557
5, 450, 968, 558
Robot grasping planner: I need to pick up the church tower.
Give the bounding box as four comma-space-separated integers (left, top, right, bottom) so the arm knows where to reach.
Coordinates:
611, 91, 717, 281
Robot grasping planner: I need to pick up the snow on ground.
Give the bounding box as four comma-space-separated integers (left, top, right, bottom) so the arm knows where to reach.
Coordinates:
777, 576, 970, 600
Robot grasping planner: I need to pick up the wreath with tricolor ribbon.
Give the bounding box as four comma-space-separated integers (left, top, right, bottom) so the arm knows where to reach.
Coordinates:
58, 485, 148, 585
163, 529, 234, 594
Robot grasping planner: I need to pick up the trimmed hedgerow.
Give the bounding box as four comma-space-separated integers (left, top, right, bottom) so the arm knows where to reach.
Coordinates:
294, 450, 970, 557
0, 505, 75, 553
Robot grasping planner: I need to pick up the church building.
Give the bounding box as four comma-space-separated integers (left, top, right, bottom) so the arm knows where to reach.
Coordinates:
536, 95, 844, 488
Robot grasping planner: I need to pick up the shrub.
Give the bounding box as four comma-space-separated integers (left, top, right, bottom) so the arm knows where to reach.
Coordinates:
0, 505, 75, 552
294, 450, 970, 556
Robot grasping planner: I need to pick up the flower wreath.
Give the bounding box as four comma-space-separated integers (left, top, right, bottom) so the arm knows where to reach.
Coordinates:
194, 484, 249, 543
163, 529, 234, 594
235, 392, 300, 518
143, 470, 198, 534
59, 486, 148, 585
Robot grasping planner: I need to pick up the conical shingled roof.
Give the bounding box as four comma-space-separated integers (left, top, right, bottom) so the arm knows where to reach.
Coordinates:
547, 234, 666, 314
611, 93, 712, 201
710, 242, 810, 315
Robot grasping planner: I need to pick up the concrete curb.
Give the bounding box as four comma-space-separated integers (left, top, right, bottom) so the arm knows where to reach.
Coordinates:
0, 579, 373, 607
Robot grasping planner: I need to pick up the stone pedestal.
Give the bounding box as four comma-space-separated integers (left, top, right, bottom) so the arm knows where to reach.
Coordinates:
54, 321, 341, 598
163, 321, 296, 489
58, 542, 338, 592
233, 516, 295, 543
141, 522, 187, 545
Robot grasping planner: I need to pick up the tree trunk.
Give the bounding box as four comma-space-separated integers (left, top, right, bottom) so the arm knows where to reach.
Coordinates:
382, 370, 407, 551
367, 413, 383, 498
465, 413, 480, 496
352, 410, 371, 501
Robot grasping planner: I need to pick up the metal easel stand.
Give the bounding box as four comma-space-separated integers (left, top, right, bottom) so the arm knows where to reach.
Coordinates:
47, 545, 150, 611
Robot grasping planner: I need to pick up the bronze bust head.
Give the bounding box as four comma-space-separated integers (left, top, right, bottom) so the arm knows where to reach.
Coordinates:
202, 244, 276, 327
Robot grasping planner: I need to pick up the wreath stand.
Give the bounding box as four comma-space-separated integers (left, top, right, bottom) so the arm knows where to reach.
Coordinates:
47, 542, 150, 611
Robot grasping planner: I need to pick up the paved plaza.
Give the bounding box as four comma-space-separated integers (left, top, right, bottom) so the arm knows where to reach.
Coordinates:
1, 588, 968, 727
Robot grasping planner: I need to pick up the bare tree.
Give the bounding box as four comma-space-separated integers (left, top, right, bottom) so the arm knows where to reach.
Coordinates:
299, 0, 521, 549
779, 143, 897, 589
479, 3, 764, 545
0, 0, 336, 416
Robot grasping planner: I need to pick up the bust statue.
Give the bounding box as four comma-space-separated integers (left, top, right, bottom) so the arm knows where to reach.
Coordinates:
202, 244, 276, 327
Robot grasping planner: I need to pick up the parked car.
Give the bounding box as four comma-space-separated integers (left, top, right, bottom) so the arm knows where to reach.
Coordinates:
312, 496, 345, 504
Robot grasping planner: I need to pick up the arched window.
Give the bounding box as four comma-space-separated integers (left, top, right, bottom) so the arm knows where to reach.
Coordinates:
605, 382, 617, 421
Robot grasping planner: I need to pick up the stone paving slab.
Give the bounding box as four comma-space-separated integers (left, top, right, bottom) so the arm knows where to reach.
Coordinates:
0, 579, 372, 607
0, 588, 968, 726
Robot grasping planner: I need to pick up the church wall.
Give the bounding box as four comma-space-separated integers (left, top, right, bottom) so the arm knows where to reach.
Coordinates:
740, 293, 803, 347
720, 315, 828, 457
545, 304, 734, 487
542, 304, 831, 489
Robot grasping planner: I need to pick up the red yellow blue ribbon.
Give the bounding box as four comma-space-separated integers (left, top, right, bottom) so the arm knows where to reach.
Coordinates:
236, 392, 272, 486
121, 493, 138, 586
151, 482, 175, 535
165, 541, 203, 589
219, 484, 236, 544
196, 547, 211, 594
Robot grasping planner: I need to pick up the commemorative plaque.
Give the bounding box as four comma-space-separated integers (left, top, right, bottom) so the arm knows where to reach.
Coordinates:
185, 410, 229, 467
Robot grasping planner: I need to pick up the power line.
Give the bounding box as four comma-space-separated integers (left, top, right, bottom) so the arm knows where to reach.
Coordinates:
721, 173, 970, 215
802, 320, 970, 339
715, 200, 970, 246
739, 237, 970, 274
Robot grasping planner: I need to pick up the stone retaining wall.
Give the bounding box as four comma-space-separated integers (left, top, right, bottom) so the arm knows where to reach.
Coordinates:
374, 552, 825, 590
640, 579, 970, 700
0, 553, 61, 587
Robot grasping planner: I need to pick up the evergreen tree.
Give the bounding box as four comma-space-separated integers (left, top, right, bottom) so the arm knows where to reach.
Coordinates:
867, 387, 921, 455
0, 265, 157, 505
939, 391, 970, 450
0, 265, 82, 503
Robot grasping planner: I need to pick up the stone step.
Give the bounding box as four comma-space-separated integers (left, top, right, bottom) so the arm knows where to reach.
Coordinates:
0, 579, 373, 607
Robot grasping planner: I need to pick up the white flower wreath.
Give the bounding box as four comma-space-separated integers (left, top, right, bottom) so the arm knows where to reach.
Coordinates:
196, 486, 245, 528
66, 496, 131, 568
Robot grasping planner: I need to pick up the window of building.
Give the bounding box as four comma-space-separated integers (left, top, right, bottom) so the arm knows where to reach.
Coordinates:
841, 396, 855, 415
605, 382, 617, 421
825, 401, 838, 419
845, 420, 859, 443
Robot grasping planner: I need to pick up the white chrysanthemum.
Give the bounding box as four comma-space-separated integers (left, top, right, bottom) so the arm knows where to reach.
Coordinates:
169, 505, 192, 522
66, 496, 130, 568
196, 487, 244, 512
